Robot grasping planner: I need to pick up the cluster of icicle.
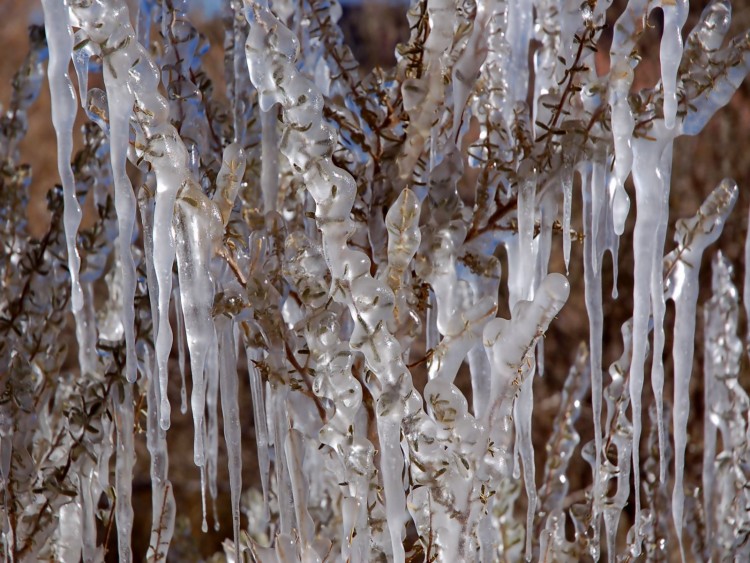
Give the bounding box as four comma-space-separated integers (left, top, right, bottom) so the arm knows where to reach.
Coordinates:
0, 21, 124, 562
3, 0, 750, 560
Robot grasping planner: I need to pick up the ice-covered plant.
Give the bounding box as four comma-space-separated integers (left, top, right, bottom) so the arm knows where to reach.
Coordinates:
3, 0, 750, 561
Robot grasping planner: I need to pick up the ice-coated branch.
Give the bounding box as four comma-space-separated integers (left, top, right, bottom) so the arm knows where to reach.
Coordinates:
664, 178, 738, 557
243, 3, 423, 557
16, 0, 750, 560
537, 343, 590, 520
482, 273, 569, 560
703, 253, 750, 558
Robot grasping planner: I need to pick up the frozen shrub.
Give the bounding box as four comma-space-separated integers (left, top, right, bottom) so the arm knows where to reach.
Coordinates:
2, 0, 750, 561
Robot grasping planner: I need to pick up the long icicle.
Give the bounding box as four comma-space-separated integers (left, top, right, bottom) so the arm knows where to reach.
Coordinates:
217, 319, 242, 555
144, 350, 176, 561
41, 0, 90, 375
581, 160, 605, 531
102, 49, 139, 386
629, 120, 675, 530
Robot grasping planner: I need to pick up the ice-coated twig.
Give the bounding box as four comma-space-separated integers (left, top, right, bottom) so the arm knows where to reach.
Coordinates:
703, 252, 750, 558
482, 273, 570, 560
19, 0, 750, 560
537, 343, 590, 520
243, 3, 423, 557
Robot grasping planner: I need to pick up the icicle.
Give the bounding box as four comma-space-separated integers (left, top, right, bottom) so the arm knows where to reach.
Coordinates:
660, 0, 688, 130
230, 0, 247, 143
535, 192, 556, 316
205, 328, 221, 532
245, 342, 271, 519
680, 2, 750, 136
80, 471, 101, 563
426, 287, 439, 352
133, 1, 148, 46
137, 181, 159, 330
376, 415, 406, 562
383, 189, 421, 294
144, 350, 176, 562
590, 160, 606, 273
637, 133, 675, 495
516, 369, 536, 562
41, 0, 87, 368
640, 404, 671, 560
505, 0, 533, 113
702, 303, 719, 553
628, 122, 675, 529
581, 161, 605, 525
98, 34, 140, 385
510, 174, 539, 551
153, 188, 183, 429
217, 319, 242, 555
650, 183, 670, 487
532, 0, 564, 124
514, 174, 537, 305
479, 0, 512, 124
562, 165, 573, 272
284, 426, 318, 560
538, 510, 577, 562
56, 501, 83, 562
608, 0, 649, 236
69, 0, 202, 419
174, 181, 223, 462
684, 0, 733, 60
71, 31, 90, 109
98, 415, 114, 496
56, 498, 83, 561
664, 178, 738, 559
78, 281, 99, 377
114, 381, 135, 563
493, 478, 525, 561
481, 273, 570, 560
200, 465, 208, 533
304, 296, 377, 559
604, 161, 621, 301
260, 108, 280, 213
173, 288, 188, 414
271, 388, 295, 536
468, 342, 492, 418
600, 322, 635, 562
428, 294, 497, 382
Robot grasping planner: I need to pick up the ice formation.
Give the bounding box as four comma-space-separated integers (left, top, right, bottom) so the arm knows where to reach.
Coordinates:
2, 0, 750, 560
